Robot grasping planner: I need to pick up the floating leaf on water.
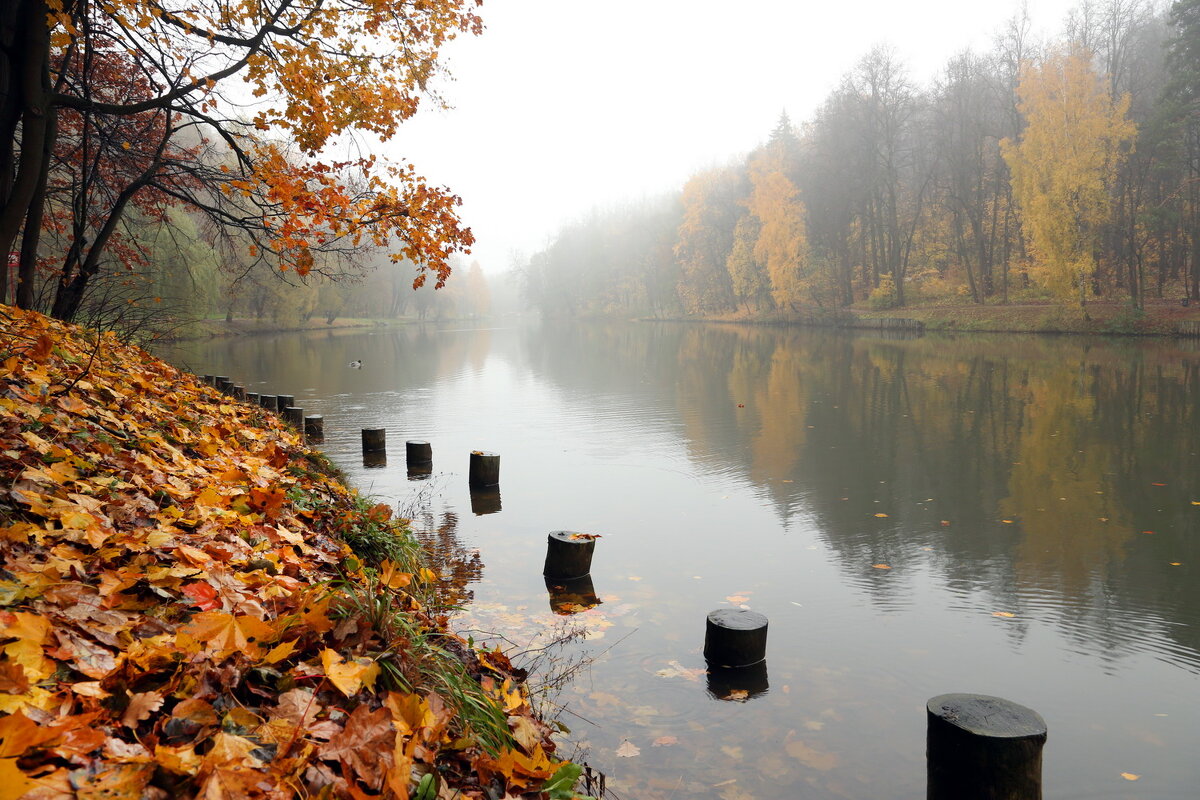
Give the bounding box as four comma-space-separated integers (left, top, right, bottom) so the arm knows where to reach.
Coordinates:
655, 660, 706, 682
992, 612, 1016, 618
1170, 562, 1182, 566
652, 736, 678, 747
615, 740, 640, 758
785, 740, 838, 771
725, 595, 750, 604
1121, 773, 1140, 781
872, 564, 891, 570
874, 513, 889, 518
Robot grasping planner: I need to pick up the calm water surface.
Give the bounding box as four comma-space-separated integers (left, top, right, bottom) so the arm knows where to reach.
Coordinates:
159, 322, 1200, 799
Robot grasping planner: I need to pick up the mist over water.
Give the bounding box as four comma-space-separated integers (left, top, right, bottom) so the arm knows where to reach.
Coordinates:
163, 321, 1200, 799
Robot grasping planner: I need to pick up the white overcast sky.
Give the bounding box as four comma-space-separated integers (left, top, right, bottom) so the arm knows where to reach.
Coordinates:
387, 0, 1081, 274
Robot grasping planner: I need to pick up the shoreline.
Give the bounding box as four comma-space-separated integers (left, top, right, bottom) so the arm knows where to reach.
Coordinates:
642, 298, 1200, 338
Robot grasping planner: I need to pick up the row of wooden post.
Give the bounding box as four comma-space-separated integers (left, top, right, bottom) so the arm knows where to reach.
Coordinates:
359, 430, 501, 491
202, 372, 1047, 798
202, 375, 324, 443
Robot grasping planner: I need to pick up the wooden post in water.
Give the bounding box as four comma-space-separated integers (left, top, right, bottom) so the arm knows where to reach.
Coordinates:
215, 377, 232, 394
259, 394, 278, 411
468, 450, 500, 488
543, 531, 596, 580
232, 385, 246, 401
276, 394, 295, 411
247, 392, 260, 404
703, 609, 768, 668
926, 693, 1047, 800
283, 406, 304, 430
406, 440, 432, 468
304, 415, 324, 442
203, 374, 215, 386
362, 428, 386, 454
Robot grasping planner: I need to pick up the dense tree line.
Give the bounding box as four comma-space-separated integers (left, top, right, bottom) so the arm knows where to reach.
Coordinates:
526, 0, 1200, 318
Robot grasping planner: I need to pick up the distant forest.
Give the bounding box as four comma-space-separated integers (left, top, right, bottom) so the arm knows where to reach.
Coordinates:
523, 1, 1200, 318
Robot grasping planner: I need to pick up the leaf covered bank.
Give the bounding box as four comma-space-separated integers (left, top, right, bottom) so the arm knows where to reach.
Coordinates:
0, 307, 579, 799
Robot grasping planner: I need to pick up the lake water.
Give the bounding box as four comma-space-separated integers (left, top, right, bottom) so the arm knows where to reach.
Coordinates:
159, 321, 1200, 799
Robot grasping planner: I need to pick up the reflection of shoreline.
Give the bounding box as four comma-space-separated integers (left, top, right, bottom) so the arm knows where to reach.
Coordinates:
410, 510, 483, 610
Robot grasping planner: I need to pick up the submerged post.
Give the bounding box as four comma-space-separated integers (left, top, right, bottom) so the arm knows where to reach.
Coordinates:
926, 693, 1047, 800
703, 609, 768, 668
304, 415, 324, 442
468, 450, 500, 488
362, 428, 386, 454
543, 530, 597, 580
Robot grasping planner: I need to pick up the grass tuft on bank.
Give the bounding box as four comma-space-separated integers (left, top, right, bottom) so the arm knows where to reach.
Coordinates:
0, 306, 584, 799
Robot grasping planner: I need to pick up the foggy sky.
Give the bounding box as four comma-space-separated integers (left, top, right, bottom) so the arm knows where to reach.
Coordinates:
389, 0, 1080, 275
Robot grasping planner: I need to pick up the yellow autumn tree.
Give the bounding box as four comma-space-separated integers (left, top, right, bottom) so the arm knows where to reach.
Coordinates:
1001, 48, 1136, 311
747, 148, 808, 310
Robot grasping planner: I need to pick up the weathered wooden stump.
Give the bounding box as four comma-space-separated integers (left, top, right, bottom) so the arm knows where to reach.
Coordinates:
468, 450, 500, 487
283, 406, 304, 431
231, 385, 246, 401
926, 693, 1047, 800
545, 575, 601, 615
203, 374, 215, 386
276, 394, 295, 411
304, 415, 324, 442
259, 395, 278, 412
543, 530, 597, 580
215, 376, 232, 393
468, 486, 501, 514
363, 451, 387, 468
406, 440, 433, 467
362, 428, 386, 454
706, 661, 769, 701
703, 609, 768, 668
246, 392, 260, 404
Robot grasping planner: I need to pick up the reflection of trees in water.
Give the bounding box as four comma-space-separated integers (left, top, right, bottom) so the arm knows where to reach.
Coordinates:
410, 510, 484, 610
525, 323, 1200, 669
